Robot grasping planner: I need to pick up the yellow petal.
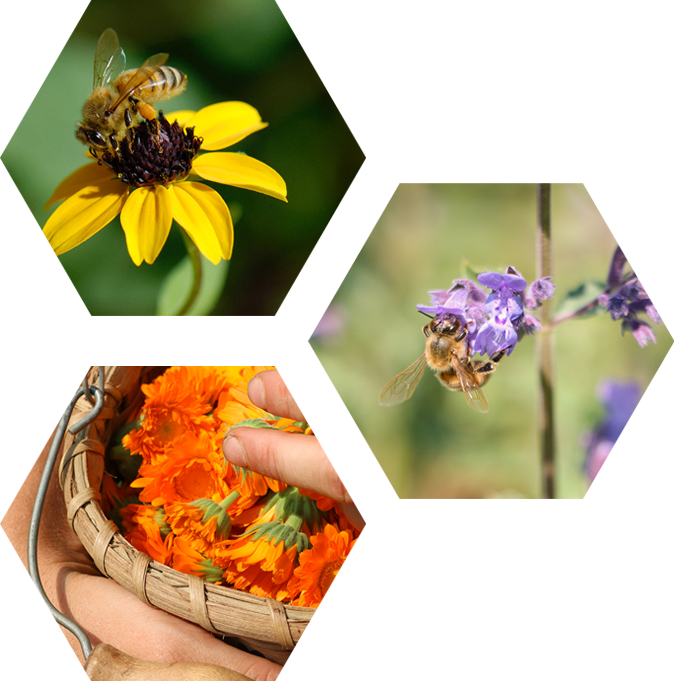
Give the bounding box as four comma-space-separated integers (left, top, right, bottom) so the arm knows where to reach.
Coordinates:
163, 110, 197, 128
189, 102, 268, 151
120, 186, 174, 266
169, 182, 233, 264
192, 153, 287, 202
43, 180, 129, 255
44, 162, 115, 209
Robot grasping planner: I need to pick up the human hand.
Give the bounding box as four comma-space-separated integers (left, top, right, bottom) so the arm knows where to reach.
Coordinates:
1, 434, 282, 681
222, 370, 364, 530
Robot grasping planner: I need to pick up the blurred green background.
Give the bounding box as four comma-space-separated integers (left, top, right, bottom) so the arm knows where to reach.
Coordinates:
2, 0, 363, 315
311, 184, 672, 499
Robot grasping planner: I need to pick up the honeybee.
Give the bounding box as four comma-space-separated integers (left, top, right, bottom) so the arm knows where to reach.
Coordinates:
76, 28, 187, 154
379, 313, 505, 413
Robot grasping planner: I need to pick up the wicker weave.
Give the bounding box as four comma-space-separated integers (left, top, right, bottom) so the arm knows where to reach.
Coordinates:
58, 366, 314, 664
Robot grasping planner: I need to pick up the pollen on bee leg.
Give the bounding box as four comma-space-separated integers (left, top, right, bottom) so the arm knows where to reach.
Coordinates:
137, 101, 158, 120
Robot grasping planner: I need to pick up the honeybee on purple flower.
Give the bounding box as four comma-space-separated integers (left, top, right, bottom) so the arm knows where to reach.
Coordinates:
379, 267, 555, 412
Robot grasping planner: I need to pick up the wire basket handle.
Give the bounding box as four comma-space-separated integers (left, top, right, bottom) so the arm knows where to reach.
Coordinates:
27, 367, 106, 660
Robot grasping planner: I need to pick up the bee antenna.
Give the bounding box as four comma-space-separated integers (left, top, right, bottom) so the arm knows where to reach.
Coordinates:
418, 311, 434, 319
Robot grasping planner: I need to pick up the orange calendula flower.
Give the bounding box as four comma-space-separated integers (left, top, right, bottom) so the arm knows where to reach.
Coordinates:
120, 503, 172, 565
131, 430, 226, 506
289, 523, 357, 608
109, 366, 358, 606
164, 490, 256, 554
44, 103, 287, 266
170, 535, 225, 583
213, 488, 322, 600
123, 370, 218, 464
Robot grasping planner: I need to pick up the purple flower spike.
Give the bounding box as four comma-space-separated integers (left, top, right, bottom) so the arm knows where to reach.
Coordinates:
622, 318, 657, 348
417, 266, 555, 359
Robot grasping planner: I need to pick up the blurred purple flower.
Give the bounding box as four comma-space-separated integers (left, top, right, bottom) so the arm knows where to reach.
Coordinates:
525, 277, 556, 310
311, 304, 346, 340
599, 247, 661, 347
621, 318, 656, 348
585, 381, 673, 484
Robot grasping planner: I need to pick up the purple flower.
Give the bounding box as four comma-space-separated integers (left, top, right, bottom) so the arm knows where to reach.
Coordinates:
417, 280, 487, 318
585, 381, 673, 485
473, 268, 526, 356
524, 277, 556, 310
522, 313, 542, 335
621, 318, 657, 348
599, 246, 661, 347
473, 317, 519, 356
311, 304, 345, 340
417, 266, 555, 358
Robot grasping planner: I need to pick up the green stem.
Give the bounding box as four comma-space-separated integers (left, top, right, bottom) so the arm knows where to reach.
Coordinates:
536, 184, 555, 499
176, 228, 202, 316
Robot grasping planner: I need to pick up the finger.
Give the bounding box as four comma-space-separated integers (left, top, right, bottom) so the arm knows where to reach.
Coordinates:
223, 428, 353, 504
340, 499, 366, 533
247, 370, 304, 421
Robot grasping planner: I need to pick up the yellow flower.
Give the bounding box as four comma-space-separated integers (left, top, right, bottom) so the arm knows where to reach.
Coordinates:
44, 102, 287, 266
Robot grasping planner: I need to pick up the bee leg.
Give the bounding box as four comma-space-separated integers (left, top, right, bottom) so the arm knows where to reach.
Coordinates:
473, 350, 506, 374
109, 135, 119, 152
124, 108, 132, 128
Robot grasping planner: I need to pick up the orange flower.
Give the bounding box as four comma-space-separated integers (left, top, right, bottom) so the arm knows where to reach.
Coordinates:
220, 536, 301, 601
120, 503, 172, 564
211, 503, 309, 600
123, 380, 213, 465
164, 491, 255, 554
288, 523, 357, 608
131, 430, 226, 506
170, 535, 225, 583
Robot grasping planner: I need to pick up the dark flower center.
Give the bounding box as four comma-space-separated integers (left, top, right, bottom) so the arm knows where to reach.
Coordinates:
97, 113, 202, 188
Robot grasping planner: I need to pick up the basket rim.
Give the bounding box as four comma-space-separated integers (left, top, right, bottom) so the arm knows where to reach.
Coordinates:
59, 366, 315, 659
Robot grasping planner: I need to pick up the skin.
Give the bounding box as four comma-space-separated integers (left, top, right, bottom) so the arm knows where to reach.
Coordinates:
223, 370, 364, 531
2, 442, 280, 681
1, 369, 361, 680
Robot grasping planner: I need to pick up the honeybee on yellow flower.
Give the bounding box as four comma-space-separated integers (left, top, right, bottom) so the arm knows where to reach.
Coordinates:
76, 28, 187, 155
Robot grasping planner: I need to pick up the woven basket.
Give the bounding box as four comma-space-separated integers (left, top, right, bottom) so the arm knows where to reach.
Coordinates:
58, 366, 314, 665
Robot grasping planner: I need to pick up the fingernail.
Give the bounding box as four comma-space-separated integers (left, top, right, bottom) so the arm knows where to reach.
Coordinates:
248, 375, 266, 409
222, 434, 249, 468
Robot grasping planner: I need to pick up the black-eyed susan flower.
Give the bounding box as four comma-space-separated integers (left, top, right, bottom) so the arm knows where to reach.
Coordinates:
44, 102, 287, 266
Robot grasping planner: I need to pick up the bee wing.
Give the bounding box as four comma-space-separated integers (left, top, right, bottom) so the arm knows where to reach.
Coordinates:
379, 354, 427, 406
451, 356, 490, 413
107, 52, 169, 114
94, 28, 126, 88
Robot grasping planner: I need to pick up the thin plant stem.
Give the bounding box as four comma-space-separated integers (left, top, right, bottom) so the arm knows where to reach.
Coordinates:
536, 184, 555, 499
176, 228, 202, 316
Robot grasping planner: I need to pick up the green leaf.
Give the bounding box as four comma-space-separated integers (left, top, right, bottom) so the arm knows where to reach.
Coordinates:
229, 418, 278, 430
156, 252, 229, 316
555, 281, 606, 319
